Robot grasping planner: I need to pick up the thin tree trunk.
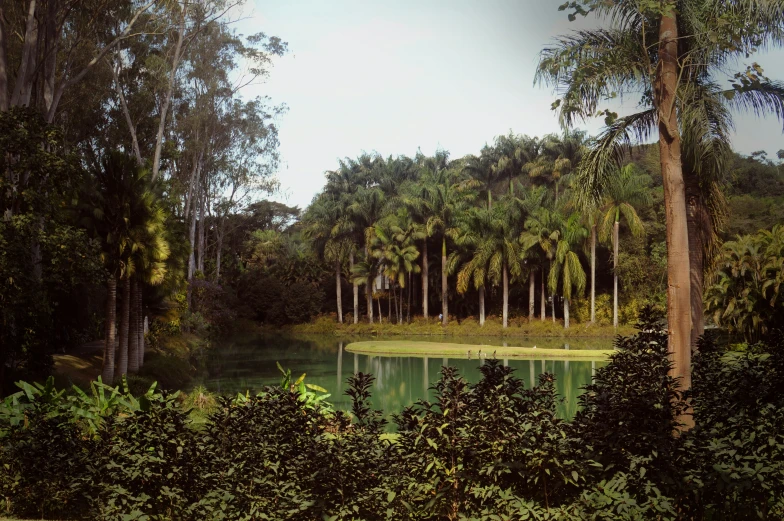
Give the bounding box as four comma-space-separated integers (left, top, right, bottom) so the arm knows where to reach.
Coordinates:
502, 261, 509, 328
399, 286, 403, 324
366, 246, 373, 324
335, 258, 343, 323
564, 298, 570, 329
0, 6, 8, 111
43, 0, 59, 114
197, 191, 206, 273
351, 251, 358, 324
479, 285, 485, 326
591, 224, 596, 324
137, 284, 144, 369
10, 0, 38, 107
657, 8, 692, 395
215, 220, 224, 280
551, 261, 556, 324
111, 58, 142, 164
117, 276, 131, 378
151, 6, 186, 181
422, 239, 429, 319
441, 237, 448, 325
529, 271, 535, 322
101, 276, 117, 385
128, 277, 139, 373
613, 220, 619, 329
407, 271, 412, 323
540, 268, 546, 321
686, 173, 704, 350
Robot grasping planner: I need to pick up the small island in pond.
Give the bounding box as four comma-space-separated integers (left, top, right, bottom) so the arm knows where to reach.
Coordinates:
345, 341, 613, 360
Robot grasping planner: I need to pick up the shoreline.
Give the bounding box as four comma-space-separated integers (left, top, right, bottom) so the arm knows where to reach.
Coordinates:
345, 340, 614, 360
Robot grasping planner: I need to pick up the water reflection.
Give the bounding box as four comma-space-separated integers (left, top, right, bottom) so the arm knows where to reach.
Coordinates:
197, 333, 610, 424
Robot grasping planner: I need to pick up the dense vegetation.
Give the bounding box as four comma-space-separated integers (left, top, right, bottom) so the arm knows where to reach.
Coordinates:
2, 310, 783, 520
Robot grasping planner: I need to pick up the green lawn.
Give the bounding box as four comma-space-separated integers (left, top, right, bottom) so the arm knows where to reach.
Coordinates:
345, 340, 613, 360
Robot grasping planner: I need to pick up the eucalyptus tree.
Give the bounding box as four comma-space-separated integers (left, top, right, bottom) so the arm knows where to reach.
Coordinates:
536, 0, 784, 389
598, 164, 651, 328
549, 213, 588, 329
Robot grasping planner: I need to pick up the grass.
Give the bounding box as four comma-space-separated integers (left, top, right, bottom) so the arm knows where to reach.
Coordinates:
345, 340, 613, 360
280, 314, 634, 338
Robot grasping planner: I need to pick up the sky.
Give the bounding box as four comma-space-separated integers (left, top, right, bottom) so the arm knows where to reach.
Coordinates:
238, 0, 784, 210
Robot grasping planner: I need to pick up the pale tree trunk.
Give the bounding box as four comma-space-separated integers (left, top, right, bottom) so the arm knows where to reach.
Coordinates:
184, 146, 203, 220
137, 284, 145, 369
215, 219, 224, 280
399, 286, 403, 324
335, 258, 343, 323
0, 6, 8, 111
117, 276, 131, 378
502, 261, 509, 328
101, 276, 117, 385
613, 220, 619, 329
42, 0, 58, 113
366, 246, 373, 324
128, 277, 139, 373
422, 239, 429, 319
540, 268, 546, 321
151, 7, 186, 181
529, 271, 535, 322
111, 58, 143, 165
441, 238, 448, 325
591, 224, 596, 324
407, 272, 412, 323
550, 261, 556, 324
686, 174, 704, 350
197, 191, 206, 272
350, 251, 358, 323
564, 298, 570, 329
10, 0, 38, 108
657, 8, 692, 395
479, 286, 485, 326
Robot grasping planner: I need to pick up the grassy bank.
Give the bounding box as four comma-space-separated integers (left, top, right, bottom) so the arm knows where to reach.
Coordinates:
280, 314, 634, 338
345, 340, 613, 360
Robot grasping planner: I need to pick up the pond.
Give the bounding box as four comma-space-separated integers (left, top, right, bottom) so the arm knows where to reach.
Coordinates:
195, 334, 613, 423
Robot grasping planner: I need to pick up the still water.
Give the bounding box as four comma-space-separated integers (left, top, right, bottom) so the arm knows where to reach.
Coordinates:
196, 334, 612, 423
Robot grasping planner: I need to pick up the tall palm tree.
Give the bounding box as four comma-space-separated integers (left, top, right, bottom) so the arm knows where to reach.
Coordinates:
525, 130, 587, 203
456, 204, 495, 326
598, 164, 651, 328
463, 147, 498, 208
347, 186, 386, 323
535, 0, 784, 389
549, 213, 588, 329
371, 218, 421, 324
521, 205, 561, 324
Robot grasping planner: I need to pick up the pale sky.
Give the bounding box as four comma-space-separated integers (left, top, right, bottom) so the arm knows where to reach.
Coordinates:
239, 0, 784, 210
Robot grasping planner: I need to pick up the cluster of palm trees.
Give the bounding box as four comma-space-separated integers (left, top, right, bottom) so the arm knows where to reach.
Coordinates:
303, 132, 652, 329
81, 153, 172, 385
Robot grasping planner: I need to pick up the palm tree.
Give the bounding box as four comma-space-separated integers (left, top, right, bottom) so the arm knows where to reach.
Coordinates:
371, 217, 421, 324
463, 147, 499, 208
535, 0, 784, 388
598, 164, 651, 328
549, 213, 588, 329
521, 205, 560, 324
525, 130, 587, 203
347, 186, 386, 323
456, 204, 494, 326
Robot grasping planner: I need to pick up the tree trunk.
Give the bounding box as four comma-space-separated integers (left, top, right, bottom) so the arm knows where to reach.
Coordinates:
540, 268, 546, 321
590, 224, 596, 324
0, 5, 8, 111
335, 258, 343, 323
378, 291, 383, 324
441, 238, 448, 325
197, 191, 205, 273
502, 261, 509, 328
128, 277, 139, 373
117, 276, 131, 378
529, 271, 535, 322
564, 298, 570, 329
686, 173, 704, 350
101, 276, 117, 385
422, 239, 429, 319
111, 58, 142, 165
351, 251, 358, 324
551, 260, 556, 324
43, 0, 59, 114
366, 246, 373, 324
151, 6, 186, 181
407, 271, 412, 323
613, 220, 619, 329
11, 0, 38, 108
137, 284, 145, 369
479, 286, 485, 326
215, 220, 224, 280
657, 9, 692, 394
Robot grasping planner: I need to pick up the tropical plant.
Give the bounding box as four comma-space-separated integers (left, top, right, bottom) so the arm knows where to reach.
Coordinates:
549, 213, 588, 328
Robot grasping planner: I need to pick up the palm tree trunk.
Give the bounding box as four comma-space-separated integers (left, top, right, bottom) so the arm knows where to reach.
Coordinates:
391, 284, 396, 323
101, 276, 117, 385
529, 271, 535, 322
540, 268, 546, 321
399, 286, 404, 324
407, 272, 412, 323
366, 247, 373, 324
117, 276, 131, 378
550, 261, 556, 324
564, 298, 570, 329
128, 277, 139, 373
591, 224, 596, 324
378, 292, 383, 324
422, 239, 429, 319
686, 173, 704, 350
502, 261, 509, 328
335, 258, 343, 323
441, 237, 448, 325
351, 251, 358, 324
657, 8, 692, 393
479, 286, 485, 326
613, 220, 619, 329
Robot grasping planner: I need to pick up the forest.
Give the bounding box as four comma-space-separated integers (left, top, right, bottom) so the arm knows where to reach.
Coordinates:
2, 0, 784, 519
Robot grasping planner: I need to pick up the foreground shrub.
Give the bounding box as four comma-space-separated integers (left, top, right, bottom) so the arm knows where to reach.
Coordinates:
2, 308, 784, 519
